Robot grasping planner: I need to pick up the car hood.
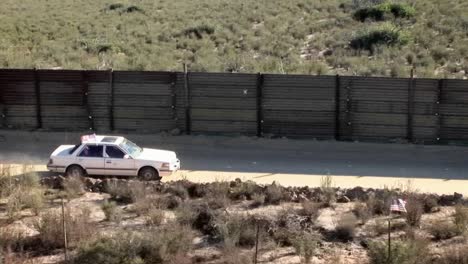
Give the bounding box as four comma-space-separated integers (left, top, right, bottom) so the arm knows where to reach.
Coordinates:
137, 148, 177, 162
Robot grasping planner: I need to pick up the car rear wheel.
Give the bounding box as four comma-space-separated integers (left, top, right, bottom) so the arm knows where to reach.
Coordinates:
66, 165, 85, 177
138, 167, 159, 181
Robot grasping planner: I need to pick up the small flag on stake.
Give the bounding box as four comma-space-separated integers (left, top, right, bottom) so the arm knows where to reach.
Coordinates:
81, 133, 96, 143
390, 199, 407, 213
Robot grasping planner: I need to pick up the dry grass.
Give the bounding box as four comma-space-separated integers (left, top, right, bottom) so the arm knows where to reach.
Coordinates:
145, 208, 165, 226
428, 220, 461, 240
62, 177, 85, 199
405, 197, 423, 227
101, 200, 122, 223
34, 206, 95, 249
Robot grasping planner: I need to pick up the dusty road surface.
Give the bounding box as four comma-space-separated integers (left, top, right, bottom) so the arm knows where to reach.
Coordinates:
1, 130, 467, 195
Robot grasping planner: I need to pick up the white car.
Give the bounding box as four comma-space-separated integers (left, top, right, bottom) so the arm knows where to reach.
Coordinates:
47, 134, 180, 180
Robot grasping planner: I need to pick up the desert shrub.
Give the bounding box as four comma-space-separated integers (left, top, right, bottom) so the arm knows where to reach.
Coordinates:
435, 244, 468, 264
366, 193, 389, 215
299, 201, 320, 220
125, 5, 144, 13
350, 24, 410, 51
319, 175, 336, 206
176, 202, 218, 236
333, 214, 357, 242
230, 180, 258, 200
292, 233, 317, 264
405, 197, 423, 227
145, 208, 165, 226
105, 181, 147, 204
101, 200, 121, 223
6, 189, 24, 221
164, 183, 189, 200
131, 194, 168, 216
63, 177, 85, 199
0, 227, 30, 253
215, 215, 261, 248
164, 195, 182, 210
368, 239, 429, 264
265, 183, 284, 205
353, 3, 415, 22
251, 193, 266, 208
428, 221, 461, 240
454, 205, 468, 234
73, 225, 194, 264
108, 3, 124, 10
183, 25, 215, 39
22, 188, 44, 216
353, 202, 371, 223
186, 183, 208, 198
422, 196, 439, 213
35, 207, 94, 249
203, 182, 230, 209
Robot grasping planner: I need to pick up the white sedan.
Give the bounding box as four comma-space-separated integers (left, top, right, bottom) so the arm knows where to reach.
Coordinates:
47, 134, 180, 180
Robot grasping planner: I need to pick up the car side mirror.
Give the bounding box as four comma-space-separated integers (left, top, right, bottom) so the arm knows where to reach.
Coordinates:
124, 154, 131, 159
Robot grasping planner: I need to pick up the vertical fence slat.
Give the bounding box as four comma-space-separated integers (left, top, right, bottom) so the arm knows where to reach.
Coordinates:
34, 69, 42, 129
184, 65, 191, 135
256, 73, 264, 137
81, 72, 94, 131
0, 87, 6, 128
335, 74, 341, 140
345, 79, 353, 140
407, 70, 415, 142
109, 69, 115, 131
435, 79, 444, 143
171, 72, 177, 126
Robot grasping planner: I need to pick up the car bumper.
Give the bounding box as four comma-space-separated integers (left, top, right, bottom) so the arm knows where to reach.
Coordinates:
47, 165, 66, 173
160, 159, 180, 177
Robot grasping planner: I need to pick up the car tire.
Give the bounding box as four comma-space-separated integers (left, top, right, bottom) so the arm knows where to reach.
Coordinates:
66, 165, 85, 178
138, 167, 159, 181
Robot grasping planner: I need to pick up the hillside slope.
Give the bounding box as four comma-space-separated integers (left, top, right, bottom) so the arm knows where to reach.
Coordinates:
0, 0, 467, 78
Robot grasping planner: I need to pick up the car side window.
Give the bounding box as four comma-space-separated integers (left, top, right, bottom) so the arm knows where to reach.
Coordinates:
78, 145, 103, 158
106, 146, 125, 159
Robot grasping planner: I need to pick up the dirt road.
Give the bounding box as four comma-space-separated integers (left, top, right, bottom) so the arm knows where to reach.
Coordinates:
1, 130, 467, 195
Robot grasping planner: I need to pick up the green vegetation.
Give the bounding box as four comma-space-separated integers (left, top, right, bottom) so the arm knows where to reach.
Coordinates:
353, 2, 415, 22
0, 0, 466, 78
350, 23, 410, 51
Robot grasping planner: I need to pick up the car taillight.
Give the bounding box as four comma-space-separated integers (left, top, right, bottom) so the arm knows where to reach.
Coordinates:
161, 162, 170, 169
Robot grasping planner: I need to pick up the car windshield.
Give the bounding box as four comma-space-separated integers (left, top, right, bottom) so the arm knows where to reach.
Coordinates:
119, 139, 143, 157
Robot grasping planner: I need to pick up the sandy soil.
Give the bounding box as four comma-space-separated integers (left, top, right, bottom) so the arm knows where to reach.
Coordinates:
1, 130, 467, 195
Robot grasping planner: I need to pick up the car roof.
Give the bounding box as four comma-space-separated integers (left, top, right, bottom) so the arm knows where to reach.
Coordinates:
81, 134, 124, 145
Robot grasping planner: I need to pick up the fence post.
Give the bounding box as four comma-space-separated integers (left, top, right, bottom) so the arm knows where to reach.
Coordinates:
253, 220, 260, 264
34, 68, 42, 129
407, 69, 415, 143
183, 64, 191, 135
81, 71, 94, 131
109, 69, 115, 131
256, 73, 264, 137
435, 79, 444, 143
387, 219, 391, 263
61, 198, 69, 261
335, 74, 341, 141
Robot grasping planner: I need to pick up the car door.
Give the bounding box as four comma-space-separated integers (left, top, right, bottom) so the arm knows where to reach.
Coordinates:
76, 144, 105, 175
104, 145, 136, 176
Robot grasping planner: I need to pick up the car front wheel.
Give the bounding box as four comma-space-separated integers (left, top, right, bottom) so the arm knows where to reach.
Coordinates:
66, 165, 85, 177
138, 167, 159, 181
